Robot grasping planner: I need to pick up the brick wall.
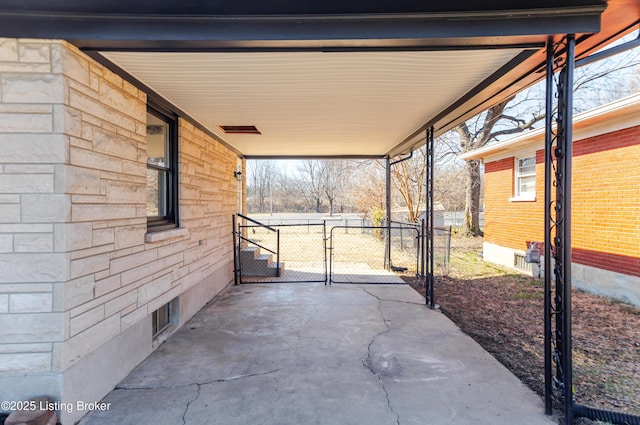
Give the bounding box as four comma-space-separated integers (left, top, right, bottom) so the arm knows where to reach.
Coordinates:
0, 38, 239, 417
484, 126, 640, 277
572, 126, 640, 277
484, 154, 545, 252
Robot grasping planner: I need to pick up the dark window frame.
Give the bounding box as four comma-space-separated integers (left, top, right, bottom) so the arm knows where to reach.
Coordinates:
147, 104, 179, 233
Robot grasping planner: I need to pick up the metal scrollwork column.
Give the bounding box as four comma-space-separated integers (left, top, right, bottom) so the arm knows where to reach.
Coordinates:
544, 33, 640, 425
425, 127, 435, 309
544, 34, 575, 424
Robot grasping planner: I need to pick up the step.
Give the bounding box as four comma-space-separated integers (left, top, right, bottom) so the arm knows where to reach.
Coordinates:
268, 262, 285, 277
239, 246, 286, 277
255, 254, 273, 267
240, 246, 260, 263
242, 254, 275, 277
242, 258, 285, 277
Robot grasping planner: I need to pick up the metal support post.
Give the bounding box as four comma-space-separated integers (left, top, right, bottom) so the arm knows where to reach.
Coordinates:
385, 157, 392, 270
544, 34, 575, 424
420, 218, 426, 283
543, 36, 554, 416
425, 127, 435, 309
232, 214, 239, 285
544, 33, 640, 425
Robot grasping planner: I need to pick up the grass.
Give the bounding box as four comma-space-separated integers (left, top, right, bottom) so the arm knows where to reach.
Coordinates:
428, 237, 640, 420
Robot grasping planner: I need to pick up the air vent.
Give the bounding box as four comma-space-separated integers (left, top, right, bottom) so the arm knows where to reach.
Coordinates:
219, 125, 261, 135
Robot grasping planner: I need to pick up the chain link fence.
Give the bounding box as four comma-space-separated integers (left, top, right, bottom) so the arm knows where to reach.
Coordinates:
238, 222, 327, 283
391, 221, 451, 278
329, 225, 419, 284
235, 216, 451, 284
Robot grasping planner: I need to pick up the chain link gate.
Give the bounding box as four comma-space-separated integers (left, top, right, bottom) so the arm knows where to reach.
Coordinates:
234, 215, 450, 287
328, 224, 422, 284
234, 214, 328, 284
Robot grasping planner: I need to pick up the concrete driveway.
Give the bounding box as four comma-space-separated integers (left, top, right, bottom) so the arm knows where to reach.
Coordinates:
79, 283, 555, 425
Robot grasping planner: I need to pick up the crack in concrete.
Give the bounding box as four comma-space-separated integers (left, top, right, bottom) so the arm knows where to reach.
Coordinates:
114, 369, 281, 425
114, 368, 281, 391
182, 383, 201, 425
359, 286, 424, 307
361, 287, 401, 425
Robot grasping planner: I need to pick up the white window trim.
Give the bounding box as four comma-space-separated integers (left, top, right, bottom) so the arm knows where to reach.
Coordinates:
511, 155, 536, 202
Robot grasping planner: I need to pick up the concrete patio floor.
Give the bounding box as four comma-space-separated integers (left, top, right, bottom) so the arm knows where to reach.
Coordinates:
78, 283, 555, 425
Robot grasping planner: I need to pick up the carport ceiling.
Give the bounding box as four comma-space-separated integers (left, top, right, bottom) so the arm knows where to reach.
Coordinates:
102, 49, 528, 158
2, 0, 638, 158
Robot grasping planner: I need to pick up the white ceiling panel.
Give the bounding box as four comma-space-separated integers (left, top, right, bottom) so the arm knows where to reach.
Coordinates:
103, 49, 524, 157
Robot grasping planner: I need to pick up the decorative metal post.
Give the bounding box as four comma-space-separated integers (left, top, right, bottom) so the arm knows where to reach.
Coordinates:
543, 36, 554, 417
544, 34, 575, 424
544, 34, 640, 425
425, 127, 435, 309
385, 157, 392, 270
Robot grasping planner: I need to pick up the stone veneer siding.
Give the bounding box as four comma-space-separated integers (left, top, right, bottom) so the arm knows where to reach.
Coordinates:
0, 39, 239, 423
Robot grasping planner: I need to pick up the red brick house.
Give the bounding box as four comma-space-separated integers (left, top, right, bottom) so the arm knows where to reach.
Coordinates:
461, 93, 640, 306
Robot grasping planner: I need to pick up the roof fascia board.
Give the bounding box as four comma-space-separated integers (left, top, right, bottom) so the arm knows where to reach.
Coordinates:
0, 9, 602, 48
0, 1, 607, 16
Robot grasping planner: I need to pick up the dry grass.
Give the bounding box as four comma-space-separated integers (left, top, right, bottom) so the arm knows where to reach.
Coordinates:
411, 237, 640, 422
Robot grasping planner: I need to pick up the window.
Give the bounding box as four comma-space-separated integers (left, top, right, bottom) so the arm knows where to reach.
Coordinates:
147, 107, 178, 232
152, 302, 171, 336
514, 155, 536, 199
152, 297, 179, 338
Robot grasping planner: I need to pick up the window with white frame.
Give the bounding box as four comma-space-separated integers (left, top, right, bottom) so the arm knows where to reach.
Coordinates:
514, 155, 536, 198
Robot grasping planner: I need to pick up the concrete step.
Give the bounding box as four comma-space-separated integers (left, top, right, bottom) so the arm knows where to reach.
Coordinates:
240, 246, 260, 263
268, 262, 285, 277
239, 246, 285, 277
255, 254, 273, 267
242, 260, 285, 277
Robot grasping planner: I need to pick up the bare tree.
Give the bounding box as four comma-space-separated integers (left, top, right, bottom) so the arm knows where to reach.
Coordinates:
247, 160, 279, 213
319, 160, 351, 216
435, 165, 466, 212
454, 41, 640, 236
297, 160, 324, 213
455, 97, 542, 236
349, 160, 386, 219
390, 149, 427, 223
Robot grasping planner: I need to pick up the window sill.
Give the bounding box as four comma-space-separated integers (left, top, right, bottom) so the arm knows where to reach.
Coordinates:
145, 227, 188, 243
509, 195, 536, 202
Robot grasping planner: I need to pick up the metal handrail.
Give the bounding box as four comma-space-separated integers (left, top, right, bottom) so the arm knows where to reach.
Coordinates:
238, 235, 277, 256
235, 213, 281, 278
237, 212, 277, 232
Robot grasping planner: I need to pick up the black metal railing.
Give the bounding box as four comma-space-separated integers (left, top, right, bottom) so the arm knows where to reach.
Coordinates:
235, 216, 329, 284
233, 213, 280, 282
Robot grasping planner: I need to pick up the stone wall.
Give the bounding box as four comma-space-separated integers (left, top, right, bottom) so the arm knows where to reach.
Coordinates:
0, 38, 68, 393
0, 39, 239, 423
